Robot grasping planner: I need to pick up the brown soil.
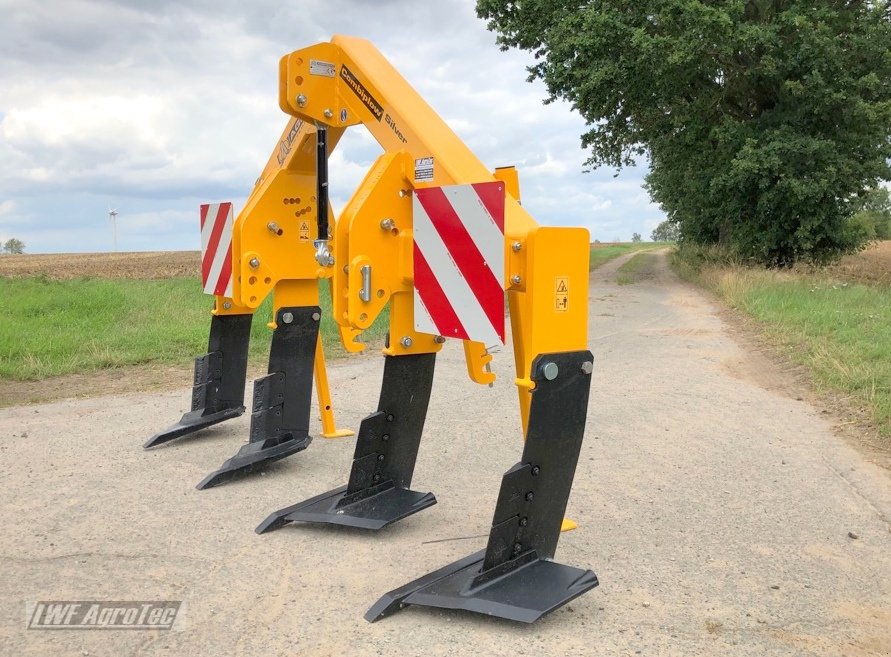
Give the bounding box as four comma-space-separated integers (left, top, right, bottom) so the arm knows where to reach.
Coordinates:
0, 251, 201, 280
0, 362, 271, 409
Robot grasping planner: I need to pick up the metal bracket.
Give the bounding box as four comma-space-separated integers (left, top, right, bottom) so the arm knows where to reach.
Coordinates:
196, 306, 321, 489
257, 353, 437, 532
366, 350, 598, 623
144, 313, 252, 448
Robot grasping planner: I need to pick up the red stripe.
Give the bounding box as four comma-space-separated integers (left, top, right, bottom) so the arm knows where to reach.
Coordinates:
471, 182, 505, 232
213, 242, 232, 296
201, 203, 230, 285
416, 187, 504, 339
413, 246, 469, 340
199, 204, 209, 231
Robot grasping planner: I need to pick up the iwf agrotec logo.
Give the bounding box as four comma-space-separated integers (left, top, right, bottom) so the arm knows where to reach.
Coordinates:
26, 601, 183, 630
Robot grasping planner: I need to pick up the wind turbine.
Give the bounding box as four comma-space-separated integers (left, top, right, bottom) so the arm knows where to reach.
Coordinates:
108, 207, 119, 252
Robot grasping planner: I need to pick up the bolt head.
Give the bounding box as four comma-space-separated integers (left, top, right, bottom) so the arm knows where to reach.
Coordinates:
249, 257, 260, 269
222, 301, 232, 310
296, 94, 307, 107
400, 336, 413, 348
542, 361, 559, 381
433, 335, 446, 344
281, 312, 294, 324
311, 312, 321, 321
581, 361, 594, 375
380, 218, 395, 231
525, 491, 535, 502
510, 274, 522, 285
323, 108, 333, 118
511, 241, 522, 252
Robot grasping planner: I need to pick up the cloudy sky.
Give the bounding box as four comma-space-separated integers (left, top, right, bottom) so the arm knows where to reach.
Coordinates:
0, 0, 665, 253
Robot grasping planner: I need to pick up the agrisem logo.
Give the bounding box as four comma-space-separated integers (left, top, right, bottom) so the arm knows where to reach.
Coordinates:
340, 65, 384, 122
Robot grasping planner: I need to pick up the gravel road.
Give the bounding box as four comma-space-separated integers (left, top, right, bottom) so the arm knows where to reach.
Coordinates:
1, 249, 888, 656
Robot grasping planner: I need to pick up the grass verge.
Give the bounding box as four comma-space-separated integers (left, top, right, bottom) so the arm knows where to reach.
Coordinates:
0, 276, 388, 380
589, 242, 668, 270
673, 244, 891, 440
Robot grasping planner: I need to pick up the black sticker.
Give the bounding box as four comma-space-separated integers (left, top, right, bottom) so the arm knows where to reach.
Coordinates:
340, 65, 383, 122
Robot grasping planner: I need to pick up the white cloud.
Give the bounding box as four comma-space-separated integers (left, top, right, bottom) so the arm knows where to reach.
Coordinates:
0, 0, 663, 252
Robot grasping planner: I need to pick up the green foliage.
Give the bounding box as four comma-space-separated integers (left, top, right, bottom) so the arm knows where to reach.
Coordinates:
850, 186, 891, 240
631, 232, 642, 243
651, 219, 680, 242
2, 238, 25, 254
0, 277, 387, 380
477, 0, 891, 266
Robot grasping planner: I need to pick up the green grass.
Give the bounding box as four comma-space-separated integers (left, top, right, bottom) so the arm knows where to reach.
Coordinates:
589, 242, 667, 271
0, 277, 388, 380
615, 251, 657, 285
673, 246, 891, 438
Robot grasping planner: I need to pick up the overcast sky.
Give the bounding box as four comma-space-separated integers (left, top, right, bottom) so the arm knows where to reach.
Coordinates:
0, 0, 665, 253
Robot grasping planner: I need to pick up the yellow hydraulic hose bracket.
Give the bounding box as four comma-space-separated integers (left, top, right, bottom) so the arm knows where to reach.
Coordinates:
314, 333, 353, 439
337, 325, 365, 354
463, 340, 496, 386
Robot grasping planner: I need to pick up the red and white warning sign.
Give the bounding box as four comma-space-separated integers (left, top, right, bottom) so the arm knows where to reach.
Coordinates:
412, 181, 506, 345
200, 202, 234, 297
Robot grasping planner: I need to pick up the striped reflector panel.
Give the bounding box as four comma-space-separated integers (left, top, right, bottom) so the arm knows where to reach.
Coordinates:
413, 181, 506, 345
199, 202, 234, 297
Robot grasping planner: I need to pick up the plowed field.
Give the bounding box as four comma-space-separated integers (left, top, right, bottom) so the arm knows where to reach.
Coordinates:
829, 240, 891, 284
0, 251, 200, 280
2, 242, 887, 283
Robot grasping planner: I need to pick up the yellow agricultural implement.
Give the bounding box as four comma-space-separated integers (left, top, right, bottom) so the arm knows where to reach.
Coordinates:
150, 35, 598, 624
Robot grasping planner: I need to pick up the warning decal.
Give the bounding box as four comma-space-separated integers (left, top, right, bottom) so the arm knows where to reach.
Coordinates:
299, 221, 311, 242
555, 277, 569, 312
415, 157, 434, 182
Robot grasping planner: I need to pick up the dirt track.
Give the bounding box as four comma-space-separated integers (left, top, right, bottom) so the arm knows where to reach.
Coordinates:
1, 250, 889, 656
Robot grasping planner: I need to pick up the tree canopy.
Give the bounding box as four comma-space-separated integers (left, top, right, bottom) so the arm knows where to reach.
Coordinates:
477, 0, 891, 265
2, 238, 25, 254
651, 220, 681, 242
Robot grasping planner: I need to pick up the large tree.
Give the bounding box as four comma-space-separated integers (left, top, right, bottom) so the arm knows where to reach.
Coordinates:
477, 0, 891, 265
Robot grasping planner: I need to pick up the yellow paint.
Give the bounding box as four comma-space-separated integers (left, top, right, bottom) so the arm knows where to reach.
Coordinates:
212, 296, 251, 316
278, 36, 588, 403
314, 333, 354, 439
224, 119, 357, 439
231, 120, 344, 312
238, 35, 592, 529
493, 166, 520, 203
561, 518, 578, 532
463, 341, 496, 385
265, 36, 593, 483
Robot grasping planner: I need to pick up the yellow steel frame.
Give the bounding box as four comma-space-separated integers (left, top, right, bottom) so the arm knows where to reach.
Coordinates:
276, 36, 590, 442
213, 118, 357, 438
